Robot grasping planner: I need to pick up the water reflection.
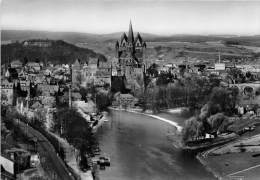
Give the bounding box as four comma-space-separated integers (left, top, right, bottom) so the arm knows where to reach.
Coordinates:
96, 110, 215, 180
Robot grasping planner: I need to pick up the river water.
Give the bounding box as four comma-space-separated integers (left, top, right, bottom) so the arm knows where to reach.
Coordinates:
96, 110, 215, 180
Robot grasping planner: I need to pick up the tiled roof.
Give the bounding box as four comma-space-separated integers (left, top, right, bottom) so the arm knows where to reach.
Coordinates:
128, 21, 134, 44
134, 32, 143, 44
73, 59, 81, 67
31, 101, 43, 109
11, 60, 23, 66
120, 33, 128, 44
26, 62, 41, 67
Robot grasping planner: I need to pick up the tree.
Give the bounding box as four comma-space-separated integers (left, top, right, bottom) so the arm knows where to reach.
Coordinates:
182, 117, 202, 143
96, 91, 111, 111
147, 63, 159, 77
53, 108, 96, 153
23, 56, 28, 65
208, 87, 238, 115
207, 113, 227, 136
156, 72, 174, 86
1, 92, 8, 104
227, 68, 245, 83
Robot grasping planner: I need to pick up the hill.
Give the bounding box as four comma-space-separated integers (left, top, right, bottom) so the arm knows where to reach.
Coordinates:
2, 30, 260, 46
1, 39, 107, 65
1, 30, 159, 45
2, 30, 260, 65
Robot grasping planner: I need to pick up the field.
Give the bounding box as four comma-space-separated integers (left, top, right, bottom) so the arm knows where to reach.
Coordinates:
2, 30, 260, 66
199, 129, 260, 180
77, 40, 257, 66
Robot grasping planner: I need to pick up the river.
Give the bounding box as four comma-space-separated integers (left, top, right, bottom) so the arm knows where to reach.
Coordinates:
96, 110, 215, 180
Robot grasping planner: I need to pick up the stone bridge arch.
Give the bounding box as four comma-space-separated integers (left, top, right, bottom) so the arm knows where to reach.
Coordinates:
229, 83, 260, 106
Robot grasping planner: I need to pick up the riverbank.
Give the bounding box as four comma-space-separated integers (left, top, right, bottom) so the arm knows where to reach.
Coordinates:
50, 132, 94, 180
109, 107, 184, 132
92, 111, 109, 133
96, 108, 215, 180
197, 134, 260, 179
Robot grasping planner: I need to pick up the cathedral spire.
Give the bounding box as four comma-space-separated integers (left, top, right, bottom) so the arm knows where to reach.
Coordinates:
128, 20, 134, 44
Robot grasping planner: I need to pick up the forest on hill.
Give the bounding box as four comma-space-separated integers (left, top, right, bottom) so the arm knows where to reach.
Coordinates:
1, 39, 107, 65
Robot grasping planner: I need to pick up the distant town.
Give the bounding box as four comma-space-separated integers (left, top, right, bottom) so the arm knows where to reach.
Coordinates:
1, 21, 260, 180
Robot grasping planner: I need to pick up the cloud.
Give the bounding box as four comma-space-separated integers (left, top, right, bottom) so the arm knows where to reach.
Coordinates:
2, 0, 260, 35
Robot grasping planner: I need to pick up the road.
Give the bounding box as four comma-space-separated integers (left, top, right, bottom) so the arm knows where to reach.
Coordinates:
96, 110, 215, 180
15, 120, 74, 180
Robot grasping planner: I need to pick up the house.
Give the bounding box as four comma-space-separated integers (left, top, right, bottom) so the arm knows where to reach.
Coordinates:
72, 59, 83, 86
71, 92, 82, 101
257, 108, 260, 117
19, 80, 30, 92
44, 68, 52, 76
5, 67, 18, 81
1, 79, 14, 105
11, 60, 23, 69
26, 62, 41, 72
37, 85, 59, 96
34, 74, 45, 85
31, 101, 43, 110
0, 155, 15, 180
30, 154, 40, 168
72, 100, 96, 114
16, 97, 28, 115
41, 96, 56, 108
96, 59, 111, 86
112, 93, 138, 108
83, 58, 98, 83
18, 69, 28, 79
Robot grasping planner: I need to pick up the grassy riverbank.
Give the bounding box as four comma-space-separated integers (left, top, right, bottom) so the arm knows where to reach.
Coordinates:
197, 134, 260, 180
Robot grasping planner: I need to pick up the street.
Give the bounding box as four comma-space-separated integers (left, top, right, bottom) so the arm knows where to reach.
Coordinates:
96, 110, 215, 180
15, 120, 74, 180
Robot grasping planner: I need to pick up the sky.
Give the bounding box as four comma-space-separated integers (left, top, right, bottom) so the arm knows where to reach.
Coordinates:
1, 0, 260, 35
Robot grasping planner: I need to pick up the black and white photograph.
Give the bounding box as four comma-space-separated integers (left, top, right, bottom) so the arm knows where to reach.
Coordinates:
1, 0, 260, 179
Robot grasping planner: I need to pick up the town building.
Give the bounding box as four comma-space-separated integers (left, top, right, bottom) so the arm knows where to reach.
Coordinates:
71, 59, 82, 86
230, 82, 260, 107
112, 92, 138, 109
10, 59, 23, 69
5, 67, 18, 81
26, 62, 42, 72
1, 79, 14, 105
72, 58, 112, 87
23, 39, 52, 47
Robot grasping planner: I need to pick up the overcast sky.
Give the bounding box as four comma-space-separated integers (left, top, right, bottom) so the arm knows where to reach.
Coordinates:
1, 0, 260, 35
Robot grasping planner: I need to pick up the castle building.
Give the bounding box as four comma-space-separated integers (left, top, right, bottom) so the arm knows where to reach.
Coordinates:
71, 59, 82, 86
1, 79, 14, 105
71, 58, 111, 87
115, 21, 147, 93
23, 39, 52, 47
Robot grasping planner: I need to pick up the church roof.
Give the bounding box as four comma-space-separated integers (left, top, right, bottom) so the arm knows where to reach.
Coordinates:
128, 21, 134, 44
134, 32, 143, 44
73, 59, 81, 67
120, 33, 128, 43
143, 42, 147, 48
115, 41, 119, 48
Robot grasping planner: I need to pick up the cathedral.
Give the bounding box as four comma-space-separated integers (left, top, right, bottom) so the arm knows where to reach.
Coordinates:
115, 21, 147, 93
